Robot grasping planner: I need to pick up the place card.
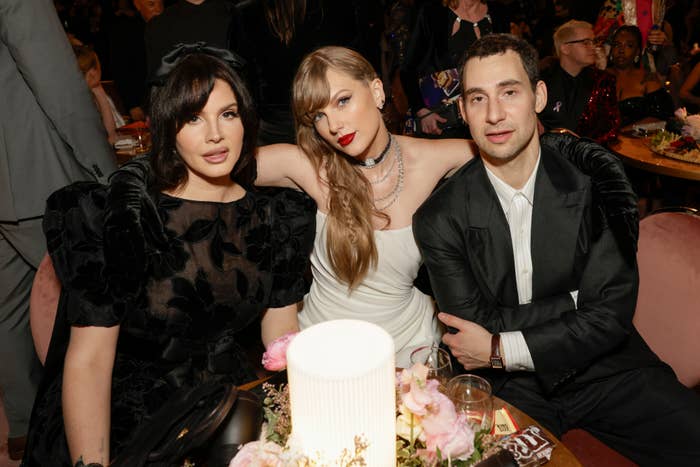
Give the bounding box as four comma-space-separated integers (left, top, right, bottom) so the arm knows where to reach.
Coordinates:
492, 407, 520, 436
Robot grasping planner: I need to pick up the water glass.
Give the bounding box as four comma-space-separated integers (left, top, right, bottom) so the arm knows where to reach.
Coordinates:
134, 127, 151, 155
409, 345, 453, 388
447, 374, 494, 433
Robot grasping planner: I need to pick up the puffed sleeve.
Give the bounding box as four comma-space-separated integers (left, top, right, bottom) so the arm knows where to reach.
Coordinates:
265, 188, 316, 308
43, 182, 144, 327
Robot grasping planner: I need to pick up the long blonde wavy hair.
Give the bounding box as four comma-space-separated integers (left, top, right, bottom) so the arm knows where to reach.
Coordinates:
292, 46, 388, 290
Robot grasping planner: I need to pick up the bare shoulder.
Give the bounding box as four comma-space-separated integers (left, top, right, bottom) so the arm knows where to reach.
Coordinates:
396, 135, 475, 176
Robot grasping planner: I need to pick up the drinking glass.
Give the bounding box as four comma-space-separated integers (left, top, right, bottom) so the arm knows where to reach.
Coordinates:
134, 127, 152, 155
409, 345, 453, 388
447, 374, 494, 433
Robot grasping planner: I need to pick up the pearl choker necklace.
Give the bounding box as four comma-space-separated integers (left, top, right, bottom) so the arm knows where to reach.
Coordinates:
356, 134, 392, 169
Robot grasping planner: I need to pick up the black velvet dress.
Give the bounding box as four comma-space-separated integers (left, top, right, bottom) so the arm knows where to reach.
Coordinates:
618, 88, 674, 126
23, 182, 315, 466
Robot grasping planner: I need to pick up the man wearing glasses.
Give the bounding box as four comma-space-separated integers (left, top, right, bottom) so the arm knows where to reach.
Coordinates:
539, 20, 620, 143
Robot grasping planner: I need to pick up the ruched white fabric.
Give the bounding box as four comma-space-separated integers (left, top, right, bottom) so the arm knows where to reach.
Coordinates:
300, 211, 441, 368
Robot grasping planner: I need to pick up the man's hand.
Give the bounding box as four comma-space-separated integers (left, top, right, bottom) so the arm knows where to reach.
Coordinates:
417, 108, 447, 135
438, 312, 492, 370
647, 29, 667, 47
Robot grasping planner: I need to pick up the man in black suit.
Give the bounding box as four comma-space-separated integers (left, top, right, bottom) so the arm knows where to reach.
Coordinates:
413, 34, 700, 465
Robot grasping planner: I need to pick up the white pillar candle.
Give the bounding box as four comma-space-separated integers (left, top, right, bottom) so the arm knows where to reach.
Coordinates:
287, 319, 396, 466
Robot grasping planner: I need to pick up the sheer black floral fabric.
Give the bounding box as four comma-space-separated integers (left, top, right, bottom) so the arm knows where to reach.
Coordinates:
24, 182, 315, 466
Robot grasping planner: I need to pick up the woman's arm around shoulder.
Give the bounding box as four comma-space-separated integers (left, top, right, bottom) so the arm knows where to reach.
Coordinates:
397, 134, 476, 177
63, 325, 120, 466
255, 144, 324, 200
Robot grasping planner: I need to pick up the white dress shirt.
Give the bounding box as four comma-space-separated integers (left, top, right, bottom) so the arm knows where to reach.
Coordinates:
484, 155, 578, 371
484, 157, 538, 371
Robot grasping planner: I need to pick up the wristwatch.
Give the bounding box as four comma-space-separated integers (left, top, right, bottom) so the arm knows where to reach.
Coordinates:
490, 333, 504, 369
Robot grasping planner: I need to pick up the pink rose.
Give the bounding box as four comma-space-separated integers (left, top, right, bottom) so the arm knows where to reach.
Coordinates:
397, 364, 437, 416
420, 390, 458, 435
262, 332, 297, 371
229, 440, 283, 467
421, 392, 475, 461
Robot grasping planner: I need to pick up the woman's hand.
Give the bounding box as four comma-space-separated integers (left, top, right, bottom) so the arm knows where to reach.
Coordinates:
647, 28, 667, 47
417, 108, 447, 135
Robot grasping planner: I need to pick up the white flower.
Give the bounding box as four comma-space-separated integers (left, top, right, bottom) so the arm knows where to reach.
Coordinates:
675, 107, 688, 120
229, 440, 284, 467
396, 410, 424, 444
682, 114, 700, 140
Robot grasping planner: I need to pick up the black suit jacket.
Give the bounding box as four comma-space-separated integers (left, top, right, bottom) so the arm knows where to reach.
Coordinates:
414, 146, 660, 394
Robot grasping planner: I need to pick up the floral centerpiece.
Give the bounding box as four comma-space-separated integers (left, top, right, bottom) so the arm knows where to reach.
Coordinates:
675, 108, 700, 140
650, 108, 700, 163
229, 362, 492, 466
229, 329, 559, 467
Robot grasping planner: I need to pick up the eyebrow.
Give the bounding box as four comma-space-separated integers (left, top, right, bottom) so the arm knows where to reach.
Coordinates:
218, 101, 238, 113
329, 89, 351, 102
464, 79, 523, 96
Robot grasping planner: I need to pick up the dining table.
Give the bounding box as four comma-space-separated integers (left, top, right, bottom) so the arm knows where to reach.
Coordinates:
494, 396, 582, 467
114, 122, 151, 166
239, 375, 582, 467
609, 134, 700, 181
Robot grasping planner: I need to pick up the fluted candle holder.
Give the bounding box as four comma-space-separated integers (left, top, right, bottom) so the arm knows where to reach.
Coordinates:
287, 319, 396, 465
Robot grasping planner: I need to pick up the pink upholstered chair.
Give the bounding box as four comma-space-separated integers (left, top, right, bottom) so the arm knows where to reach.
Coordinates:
562, 208, 700, 465
29, 254, 61, 365
633, 208, 700, 387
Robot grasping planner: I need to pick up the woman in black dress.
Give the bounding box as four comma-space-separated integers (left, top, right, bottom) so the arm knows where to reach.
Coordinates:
608, 25, 674, 126
23, 47, 315, 466
400, 0, 510, 137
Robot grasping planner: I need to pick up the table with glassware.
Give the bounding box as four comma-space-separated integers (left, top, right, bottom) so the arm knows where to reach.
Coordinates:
114, 122, 151, 165
243, 341, 583, 467
240, 374, 582, 466
493, 396, 582, 467
610, 134, 700, 181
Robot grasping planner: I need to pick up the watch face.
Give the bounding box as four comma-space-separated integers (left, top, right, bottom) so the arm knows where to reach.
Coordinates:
490, 357, 504, 369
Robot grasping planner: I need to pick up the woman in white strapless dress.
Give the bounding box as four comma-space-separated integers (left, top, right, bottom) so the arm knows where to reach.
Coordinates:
301, 212, 439, 367
257, 46, 476, 366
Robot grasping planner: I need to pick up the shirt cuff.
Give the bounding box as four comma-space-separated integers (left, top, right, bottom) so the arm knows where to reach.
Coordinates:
501, 331, 535, 372
570, 290, 579, 309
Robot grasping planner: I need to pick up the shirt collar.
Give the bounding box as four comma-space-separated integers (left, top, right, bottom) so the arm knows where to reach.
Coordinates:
484, 150, 541, 213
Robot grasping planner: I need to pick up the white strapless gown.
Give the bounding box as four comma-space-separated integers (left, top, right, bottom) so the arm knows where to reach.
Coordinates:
299, 211, 441, 367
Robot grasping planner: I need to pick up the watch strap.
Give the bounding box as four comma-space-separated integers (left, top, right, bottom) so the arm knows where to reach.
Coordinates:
490, 333, 504, 369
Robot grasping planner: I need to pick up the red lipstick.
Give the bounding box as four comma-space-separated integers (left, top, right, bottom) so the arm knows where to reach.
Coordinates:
338, 132, 356, 147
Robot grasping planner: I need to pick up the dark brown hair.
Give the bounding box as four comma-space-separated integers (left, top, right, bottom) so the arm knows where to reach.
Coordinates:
461, 33, 540, 91
148, 53, 257, 191
264, 0, 307, 46
611, 25, 643, 65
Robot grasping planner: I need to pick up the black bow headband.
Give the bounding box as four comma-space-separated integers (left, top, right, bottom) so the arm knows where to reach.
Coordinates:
148, 42, 246, 86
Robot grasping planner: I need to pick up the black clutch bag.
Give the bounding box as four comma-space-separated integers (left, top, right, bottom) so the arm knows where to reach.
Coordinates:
111, 382, 262, 467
